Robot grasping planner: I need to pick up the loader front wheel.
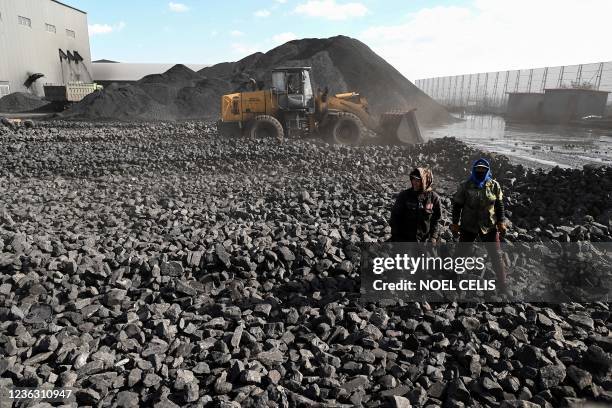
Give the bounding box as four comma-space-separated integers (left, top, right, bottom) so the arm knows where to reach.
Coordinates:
248, 115, 284, 143
217, 120, 242, 138
331, 113, 363, 146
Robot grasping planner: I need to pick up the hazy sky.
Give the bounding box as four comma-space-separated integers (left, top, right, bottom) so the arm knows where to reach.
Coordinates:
67, 0, 612, 81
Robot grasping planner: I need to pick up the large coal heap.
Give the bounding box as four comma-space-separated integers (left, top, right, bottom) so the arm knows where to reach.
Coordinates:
201, 35, 452, 124
64, 36, 452, 124
65, 65, 232, 121
0, 92, 51, 113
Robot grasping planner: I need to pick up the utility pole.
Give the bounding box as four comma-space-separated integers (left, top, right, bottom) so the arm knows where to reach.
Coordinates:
441, 77, 446, 103
514, 70, 521, 92
595, 62, 604, 90
502, 71, 510, 107
541, 67, 548, 92
466, 74, 473, 107
576, 64, 583, 86
527, 69, 533, 93
492, 71, 499, 108
452, 75, 459, 106
459, 75, 465, 107
482, 72, 489, 108
474, 73, 481, 109
558, 65, 565, 88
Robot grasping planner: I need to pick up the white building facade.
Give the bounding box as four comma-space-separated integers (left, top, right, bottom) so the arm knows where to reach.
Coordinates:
0, 0, 92, 97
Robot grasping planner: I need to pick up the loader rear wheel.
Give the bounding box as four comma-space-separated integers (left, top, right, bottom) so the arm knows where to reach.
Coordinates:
331, 112, 363, 146
248, 115, 284, 143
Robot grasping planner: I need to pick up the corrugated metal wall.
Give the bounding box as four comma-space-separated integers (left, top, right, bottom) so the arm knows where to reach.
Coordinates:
0, 0, 92, 97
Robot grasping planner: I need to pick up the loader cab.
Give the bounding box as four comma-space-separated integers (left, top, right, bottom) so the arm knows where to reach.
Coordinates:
272, 67, 315, 113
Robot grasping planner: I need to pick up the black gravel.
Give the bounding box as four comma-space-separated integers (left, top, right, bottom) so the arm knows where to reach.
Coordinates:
0, 92, 51, 114
0, 120, 611, 407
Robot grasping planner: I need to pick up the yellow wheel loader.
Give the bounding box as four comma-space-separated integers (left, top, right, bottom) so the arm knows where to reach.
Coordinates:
217, 67, 423, 145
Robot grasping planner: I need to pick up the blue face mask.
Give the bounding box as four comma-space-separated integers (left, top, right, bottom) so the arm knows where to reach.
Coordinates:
469, 159, 492, 188
474, 170, 487, 181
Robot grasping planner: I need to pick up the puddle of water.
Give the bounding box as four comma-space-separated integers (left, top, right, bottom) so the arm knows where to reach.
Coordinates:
423, 114, 612, 169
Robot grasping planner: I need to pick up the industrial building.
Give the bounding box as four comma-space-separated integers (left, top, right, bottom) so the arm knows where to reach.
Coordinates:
540, 88, 609, 123
506, 88, 610, 124
0, 0, 92, 97
505, 93, 545, 122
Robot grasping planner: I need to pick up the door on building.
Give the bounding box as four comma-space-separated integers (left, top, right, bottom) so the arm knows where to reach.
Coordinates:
566, 95, 578, 122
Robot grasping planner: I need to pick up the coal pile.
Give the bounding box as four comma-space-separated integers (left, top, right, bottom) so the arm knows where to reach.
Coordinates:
508, 166, 612, 237
199, 35, 452, 124
0, 122, 611, 407
0, 92, 51, 113
65, 65, 232, 121
64, 36, 451, 124
403, 138, 612, 242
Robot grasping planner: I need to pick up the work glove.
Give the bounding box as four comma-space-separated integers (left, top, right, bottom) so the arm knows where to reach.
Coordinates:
450, 223, 460, 237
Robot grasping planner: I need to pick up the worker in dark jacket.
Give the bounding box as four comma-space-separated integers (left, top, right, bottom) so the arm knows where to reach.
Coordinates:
390, 167, 442, 242
451, 158, 508, 291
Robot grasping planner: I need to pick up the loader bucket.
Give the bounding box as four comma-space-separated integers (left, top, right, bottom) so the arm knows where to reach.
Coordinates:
378, 109, 424, 145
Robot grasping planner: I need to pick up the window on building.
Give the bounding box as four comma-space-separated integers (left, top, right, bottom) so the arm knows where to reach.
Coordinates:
46, 23, 56, 33
18, 16, 32, 27
66, 29, 75, 38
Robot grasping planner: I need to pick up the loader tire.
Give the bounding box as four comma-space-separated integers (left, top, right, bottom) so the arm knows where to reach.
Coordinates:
331, 112, 364, 146
247, 115, 284, 143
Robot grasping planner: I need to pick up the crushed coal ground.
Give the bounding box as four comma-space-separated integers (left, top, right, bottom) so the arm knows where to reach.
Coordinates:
0, 120, 611, 407
0, 92, 52, 113
63, 36, 452, 125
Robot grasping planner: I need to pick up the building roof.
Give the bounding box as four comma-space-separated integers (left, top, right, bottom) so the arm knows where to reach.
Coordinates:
272, 67, 312, 71
544, 88, 609, 95
51, 0, 86, 15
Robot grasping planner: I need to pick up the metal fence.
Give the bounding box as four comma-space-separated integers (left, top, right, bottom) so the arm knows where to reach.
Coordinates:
415, 61, 612, 112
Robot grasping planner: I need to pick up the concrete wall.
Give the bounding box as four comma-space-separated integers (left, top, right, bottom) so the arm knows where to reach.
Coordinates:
541, 89, 610, 123
0, 0, 91, 97
506, 93, 544, 122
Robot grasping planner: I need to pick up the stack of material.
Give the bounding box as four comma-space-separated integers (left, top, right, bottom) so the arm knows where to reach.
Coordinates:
65, 36, 452, 124
0, 92, 50, 113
